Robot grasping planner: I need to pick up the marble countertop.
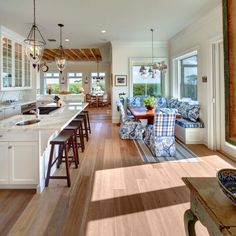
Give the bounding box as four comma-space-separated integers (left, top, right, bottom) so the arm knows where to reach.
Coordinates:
0, 100, 36, 110
0, 102, 88, 131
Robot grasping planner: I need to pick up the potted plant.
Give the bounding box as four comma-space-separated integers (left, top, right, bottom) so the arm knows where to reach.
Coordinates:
143, 96, 156, 110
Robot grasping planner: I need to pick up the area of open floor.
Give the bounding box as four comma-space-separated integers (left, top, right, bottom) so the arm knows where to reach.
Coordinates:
1, 107, 235, 236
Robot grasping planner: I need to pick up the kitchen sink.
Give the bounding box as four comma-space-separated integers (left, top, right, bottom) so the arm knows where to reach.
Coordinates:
16, 119, 40, 126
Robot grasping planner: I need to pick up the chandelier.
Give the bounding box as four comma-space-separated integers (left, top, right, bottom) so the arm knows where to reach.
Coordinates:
55, 24, 67, 73
24, 0, 46, 68
139, 29, 167, 78
93, 60, 103, 83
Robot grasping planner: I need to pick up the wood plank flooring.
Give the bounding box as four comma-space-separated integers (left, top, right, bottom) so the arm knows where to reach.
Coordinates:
1, 107, 236, 236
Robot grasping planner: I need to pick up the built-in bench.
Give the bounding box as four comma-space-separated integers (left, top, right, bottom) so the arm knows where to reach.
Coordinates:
175, 118, 204, 144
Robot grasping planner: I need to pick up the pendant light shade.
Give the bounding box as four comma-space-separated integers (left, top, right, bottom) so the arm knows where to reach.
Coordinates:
24, 0, 46, 68
93, 60, 103, 82
139, 29, 167, 78
55, 24, 67, 73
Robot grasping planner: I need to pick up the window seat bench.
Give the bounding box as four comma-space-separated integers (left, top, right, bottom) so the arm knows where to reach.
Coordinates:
175, 118, 204, 144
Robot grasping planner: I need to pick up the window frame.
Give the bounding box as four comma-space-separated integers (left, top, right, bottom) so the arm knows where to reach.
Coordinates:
90, 72, 106, 93
44, 72, 60, 94
172, 50, 198, 101
180, 55, 198, 100
67, 72, 83, 93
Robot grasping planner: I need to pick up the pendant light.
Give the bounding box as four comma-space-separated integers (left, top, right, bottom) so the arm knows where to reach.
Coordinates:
94, 60, 103, 83
24, 0, 46, 68
139, 29, 167, 78
55, 24, 67, 74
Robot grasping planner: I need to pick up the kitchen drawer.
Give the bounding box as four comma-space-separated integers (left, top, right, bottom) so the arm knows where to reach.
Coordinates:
0, 130, 38, 142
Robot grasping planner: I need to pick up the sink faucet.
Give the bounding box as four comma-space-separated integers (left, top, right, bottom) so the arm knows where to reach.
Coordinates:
30, 109, 40, 119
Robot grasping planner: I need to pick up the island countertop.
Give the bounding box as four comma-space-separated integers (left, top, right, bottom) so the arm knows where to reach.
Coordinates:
0, 102, 88, 131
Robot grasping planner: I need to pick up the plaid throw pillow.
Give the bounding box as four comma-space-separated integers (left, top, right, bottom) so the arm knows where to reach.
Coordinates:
154, 112, 176, 137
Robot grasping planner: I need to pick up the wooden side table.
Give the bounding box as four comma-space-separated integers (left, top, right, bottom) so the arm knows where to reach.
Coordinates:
182, 177, 236, 236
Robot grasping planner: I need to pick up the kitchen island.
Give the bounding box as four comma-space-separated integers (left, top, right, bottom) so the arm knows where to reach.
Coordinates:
0, 102, 88, 192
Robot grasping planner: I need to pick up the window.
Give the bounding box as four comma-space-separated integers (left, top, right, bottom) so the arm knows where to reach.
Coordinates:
67, 72, 82, 93
44, 73, 60, 94
91, 72, 105, 93
132, 65, 161, 97
180, 55, 198, 100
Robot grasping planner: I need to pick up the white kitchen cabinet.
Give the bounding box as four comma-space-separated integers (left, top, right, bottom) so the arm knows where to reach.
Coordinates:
0, 141, 38, 186
0, 142, 9, 184
4, 105, 21, 119
0, 26, 32, 91
9, 142, 38, 184
0, 109, 4, 120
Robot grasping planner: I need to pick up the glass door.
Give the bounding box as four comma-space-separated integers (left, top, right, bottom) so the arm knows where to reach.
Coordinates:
2, 36, 13, 88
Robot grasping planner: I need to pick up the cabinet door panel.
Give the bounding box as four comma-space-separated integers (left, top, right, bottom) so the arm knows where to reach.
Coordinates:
9, 142, 38, 184
0, 142, 9, 184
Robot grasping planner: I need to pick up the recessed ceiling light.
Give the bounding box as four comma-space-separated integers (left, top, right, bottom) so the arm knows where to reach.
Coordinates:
101, 30, 107, 34
65, 39, 70, 42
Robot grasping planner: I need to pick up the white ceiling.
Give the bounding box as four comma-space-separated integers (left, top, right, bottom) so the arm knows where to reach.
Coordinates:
0, 0, 220, 48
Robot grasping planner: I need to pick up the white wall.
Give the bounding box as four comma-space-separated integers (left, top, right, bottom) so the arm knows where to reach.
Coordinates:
111, 42, 169, 123
169, 4, 223, 146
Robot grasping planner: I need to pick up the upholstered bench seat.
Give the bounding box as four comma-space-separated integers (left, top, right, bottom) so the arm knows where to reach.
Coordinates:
176, 119, 204, 128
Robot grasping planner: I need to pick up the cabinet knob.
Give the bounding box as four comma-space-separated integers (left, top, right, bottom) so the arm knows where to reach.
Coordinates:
8, 146, 12, 149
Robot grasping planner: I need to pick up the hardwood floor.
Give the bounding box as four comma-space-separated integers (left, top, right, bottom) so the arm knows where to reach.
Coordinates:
1, 106, 236, 236
0, 190, 35, 235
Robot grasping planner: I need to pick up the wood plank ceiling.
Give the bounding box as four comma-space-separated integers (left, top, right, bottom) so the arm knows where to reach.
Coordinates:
42, 48, 102, 62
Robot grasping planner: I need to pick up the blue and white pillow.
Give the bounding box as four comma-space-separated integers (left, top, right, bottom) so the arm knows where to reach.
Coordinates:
167, 98, 179, 108
185, 105, 200, 122
178, 102, 189, 117
156, 97, 167, 108
127, 96, 143, 107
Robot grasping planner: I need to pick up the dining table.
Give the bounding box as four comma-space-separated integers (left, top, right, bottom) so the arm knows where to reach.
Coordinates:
127, 106, 182, 125
90, 93, 104, 107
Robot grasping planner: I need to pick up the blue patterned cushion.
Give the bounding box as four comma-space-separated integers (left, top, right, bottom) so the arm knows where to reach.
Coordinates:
154, 111, 176, 137
167, 98, 179, 108
176, 119, 204, 128
185, 104, 200, 122
156, 97, 167, 108
127, 96, 144, 107
178, 102, 189, 116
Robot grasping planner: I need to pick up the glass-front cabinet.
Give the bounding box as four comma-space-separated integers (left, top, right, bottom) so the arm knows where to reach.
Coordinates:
0, 26, 32, 91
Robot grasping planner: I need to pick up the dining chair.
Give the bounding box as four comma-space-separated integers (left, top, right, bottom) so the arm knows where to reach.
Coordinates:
144, 110, 176, 157
102, 93, 109, 106
117, 101, 145, 140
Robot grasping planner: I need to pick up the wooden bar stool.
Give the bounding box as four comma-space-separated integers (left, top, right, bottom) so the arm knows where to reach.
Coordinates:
45, 130, 78, 187
76, 114, 89, 141
64, 124, 80, 164
71, 118, 85, 152
81, 110, 91, 134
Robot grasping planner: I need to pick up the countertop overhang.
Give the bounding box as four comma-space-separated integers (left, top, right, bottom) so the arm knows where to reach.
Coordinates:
0, 102, 88, 131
